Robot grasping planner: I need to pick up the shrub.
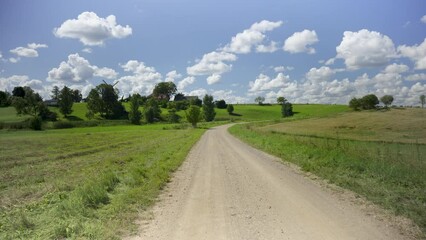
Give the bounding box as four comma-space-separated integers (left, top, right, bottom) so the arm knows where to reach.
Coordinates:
53, 121, 75, 129
185, 105, 202, 127
215, 99, 227, 109
30, 117, 42, 130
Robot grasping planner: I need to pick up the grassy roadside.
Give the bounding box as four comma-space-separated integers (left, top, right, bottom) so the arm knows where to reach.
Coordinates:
229, 109, 426, 237
0, 125, 205, 239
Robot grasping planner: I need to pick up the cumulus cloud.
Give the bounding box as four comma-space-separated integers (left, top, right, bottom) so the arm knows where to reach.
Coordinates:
0, 75, 49, 99
223, 20, 283, 54
165, 70, 182, 82
421, 15, 426, 24
249, 73, 290, 92
405, 73, 426, 81
177, 76, 196, 91
398, 38, 426, 70
206, 74, 221, 85
383, 63, 409, 74
212, 89, 249, 103
335, 29, 397, 70
283, 30, 318, 54
187, 51, 237, 76
305, 66, 337, 83
54, 11, 132, 46
82, 48, 92, 53
114, 60, 163, 96
9, 43, 48, 62
48, 53, 117, 83
273, 66, 294, 72
256, 41, 278, 53
186, 88, 208, 98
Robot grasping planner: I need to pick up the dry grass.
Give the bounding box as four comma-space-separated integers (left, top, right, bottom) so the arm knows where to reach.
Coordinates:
260, 108, 426, 144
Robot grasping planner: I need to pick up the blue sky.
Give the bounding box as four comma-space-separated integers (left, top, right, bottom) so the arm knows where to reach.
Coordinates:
1, 0, 425, 105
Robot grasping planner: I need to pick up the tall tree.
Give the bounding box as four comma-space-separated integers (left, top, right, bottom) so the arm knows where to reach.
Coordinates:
380, 95, 394, 109
58, 86, 74, 117
360, 94, 379, 110
12, 87, 45, 130
129, 94, 142, 125
255, 96, 265, 105
51, 86, 60, 100
281, 98, 293, 117
143, 98, 161, 123
0, 91, 11, 107
72, 89, 82, 102
421, 95, 425, 108
152, 82, 177, 101
12, 86, 25, 98
202, 94, 216, 122
186, 105, 202, 127
277, 97, 285, 105
86, 83, 127, 119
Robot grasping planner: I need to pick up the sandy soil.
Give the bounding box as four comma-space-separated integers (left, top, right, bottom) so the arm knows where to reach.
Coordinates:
126, 124, 418, 240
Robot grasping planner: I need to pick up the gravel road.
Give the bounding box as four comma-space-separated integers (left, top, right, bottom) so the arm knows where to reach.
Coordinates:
127, 124, 413, 240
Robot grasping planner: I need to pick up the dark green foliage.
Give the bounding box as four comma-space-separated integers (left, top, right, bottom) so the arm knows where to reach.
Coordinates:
255, 96, 265, 105
12, 86, 25, 98
277, 97, 285, 105
129, 95, 142, 125
361, 94, 379, 110
144, 98, 161, 123
227, 104, 234, 115
380, 95, 394, 108
168, 100, 189, 111
421, 95, 425, 108
0, 91, 11, 107
58, 86, 74, 117
39, 105, 57, 121
349, 94, 379, 110
202, 95, 216, 122
349, 97, 362, 110
190, 98, 202, 107
29, 116, 42, 130
186, 105, 202, 127
86, 84, 128, 119
152, 82, 177, 101
72, 89, 82, 103
12, 87, 43, 117
168, 109, 180, 123
215, 99, 227, 109
281, 98, 293, 117
174, 93, 185, 101
51, 86, 60, 100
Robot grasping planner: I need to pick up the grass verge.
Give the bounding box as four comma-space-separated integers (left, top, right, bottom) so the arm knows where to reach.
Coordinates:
0, 124, 205, 239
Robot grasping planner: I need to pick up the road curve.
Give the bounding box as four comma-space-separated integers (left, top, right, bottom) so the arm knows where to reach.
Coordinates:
127, 124, 411, 240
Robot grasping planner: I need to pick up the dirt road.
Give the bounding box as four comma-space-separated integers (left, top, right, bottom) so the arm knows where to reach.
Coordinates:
128, 124, 412, 240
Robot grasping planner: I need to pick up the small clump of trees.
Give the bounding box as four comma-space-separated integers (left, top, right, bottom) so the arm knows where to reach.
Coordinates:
279, 97, 293, 117
86, 83, 128, 120
349, 94, 399, 111
255, 96, 265, 105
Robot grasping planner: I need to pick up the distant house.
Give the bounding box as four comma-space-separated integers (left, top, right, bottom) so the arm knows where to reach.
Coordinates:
44, 99, 58, 106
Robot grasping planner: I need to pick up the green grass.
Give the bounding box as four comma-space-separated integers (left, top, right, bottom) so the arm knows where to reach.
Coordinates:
229, 108, 426, 237
0, 124, 205, 239
0, 107, 29, 123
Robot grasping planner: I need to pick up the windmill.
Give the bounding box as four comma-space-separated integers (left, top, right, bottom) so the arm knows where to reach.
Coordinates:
102, 79, 119, 87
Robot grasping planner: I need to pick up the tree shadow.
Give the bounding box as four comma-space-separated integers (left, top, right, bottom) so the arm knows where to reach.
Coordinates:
230, 113, 242, 116
65, 115, 83, 121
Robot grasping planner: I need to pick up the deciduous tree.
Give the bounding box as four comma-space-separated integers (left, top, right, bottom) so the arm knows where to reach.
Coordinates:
58, 86, 74, 117
380, 95, 394, 108
186, 105, 202, 127
202, 94, 216, 122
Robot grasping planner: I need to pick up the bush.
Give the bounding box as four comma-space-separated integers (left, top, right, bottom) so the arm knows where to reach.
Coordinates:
185, 105, 202, 127
30, 117, 42, 130
168, 109, 180, 123
53, 121, 75, 129
215, 99, 227, 109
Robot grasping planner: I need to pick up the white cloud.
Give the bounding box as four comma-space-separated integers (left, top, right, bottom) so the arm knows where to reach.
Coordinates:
336, 29, 397, 70
383, 63, 409, 74
249, 73, 290, 92
273, 66, 294, 72
256, 41, 278, 53
115, 60, 163, 97
82, 48, 92, 53
325, 58, 335, 65
48, 53, 117, 83
283, 30, 318, 54
186, 88, 208, 98
0, 75, 49, 99
9, 43, 48, 60
212, 89, 249, 104
223, 20, 282, 54
54, 11, 132, 46
405, 73, 426, 81
177, 76, 195, 91
421, 15, 426, 24
398, 38, 426, 70
165, 70, 182, 82
187, 51, 237, 76
305, 66, 338, 83
206, 74, 221, 85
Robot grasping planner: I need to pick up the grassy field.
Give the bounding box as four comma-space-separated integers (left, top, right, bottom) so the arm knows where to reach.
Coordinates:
229, 108, 426, 236
0, 125, 205, 239
0, 107, 29, 123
